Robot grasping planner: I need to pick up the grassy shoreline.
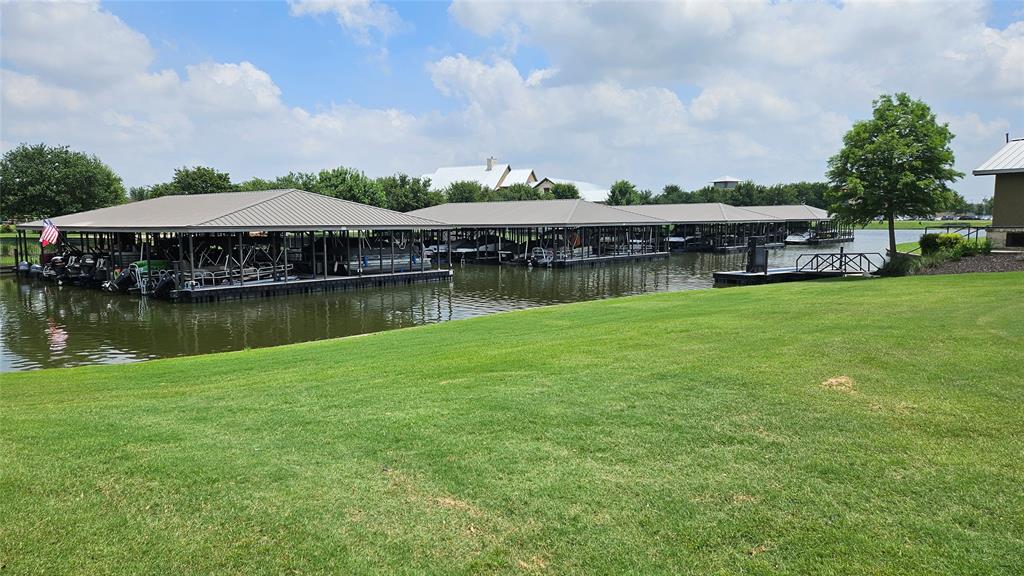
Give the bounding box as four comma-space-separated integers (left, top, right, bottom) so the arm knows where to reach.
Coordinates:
860, 219, 989, 230
3, 273, 1023, 574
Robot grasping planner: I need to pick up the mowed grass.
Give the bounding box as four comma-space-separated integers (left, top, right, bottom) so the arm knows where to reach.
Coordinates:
861, 219, 989, 230
895, 240, 920, 253
2, 273, 1023, 575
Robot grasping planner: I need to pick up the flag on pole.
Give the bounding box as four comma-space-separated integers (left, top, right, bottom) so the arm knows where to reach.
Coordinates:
39, 218, 60, 247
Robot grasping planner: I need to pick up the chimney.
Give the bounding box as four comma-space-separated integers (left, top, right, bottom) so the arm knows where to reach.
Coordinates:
486, 156, 496, 171
1007, 133, 1011, 143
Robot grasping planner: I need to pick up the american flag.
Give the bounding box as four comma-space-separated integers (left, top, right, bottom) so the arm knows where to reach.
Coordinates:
39, 218, 60, 247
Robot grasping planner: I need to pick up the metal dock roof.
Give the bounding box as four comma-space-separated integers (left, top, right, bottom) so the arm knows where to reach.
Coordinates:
17, 189, 447, 232
407, 199, 668, 227
739, 204, 830, 222
616, 203, 773, 223
973, 139, 1024, 175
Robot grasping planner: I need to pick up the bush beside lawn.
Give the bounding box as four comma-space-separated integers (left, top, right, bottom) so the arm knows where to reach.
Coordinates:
2, 273, 1023, 574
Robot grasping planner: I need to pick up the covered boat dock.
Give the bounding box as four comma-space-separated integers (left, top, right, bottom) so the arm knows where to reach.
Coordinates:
407, 199, 670, 267
14, 189, 452, 303
616, 203, 851, 251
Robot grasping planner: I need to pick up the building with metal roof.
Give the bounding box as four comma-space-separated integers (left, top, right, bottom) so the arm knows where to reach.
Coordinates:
712, 176, 742, 190
740, 204, 830, 222
12, 190, 453, 303
973, 139, 1024, 176
422, 158, 512, 191
974, 138, 1024, 250
17, 189, 445, 232
532, 178, 609, 202
499, 168, 538, 188
617, 203, 780, 223
408, 199, 666, 227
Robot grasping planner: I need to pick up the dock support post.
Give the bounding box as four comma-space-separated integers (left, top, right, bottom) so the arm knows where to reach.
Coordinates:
177, 234, 184, 283
420, 230, 426, 272
146, 233, 152, 294
390, 230, 395, 274
188, 234, 195, 285
447, 230, 452, 270
323, 231, 329, 280
406, 230, 412, 272
282, 232, 289, 283
356, 230, 362, 275
238, 232, 245, 286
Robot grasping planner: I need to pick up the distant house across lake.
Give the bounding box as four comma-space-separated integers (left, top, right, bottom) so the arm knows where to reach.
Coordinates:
423, 158, 609, 201
974, 137, 1024, 251
712, 176, 742, 190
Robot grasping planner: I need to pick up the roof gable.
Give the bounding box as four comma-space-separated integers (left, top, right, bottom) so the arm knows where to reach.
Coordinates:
407, 199, 666, 226
18, 189, 445, 231
974, 139, 1024, 175
425, 164, 511, 191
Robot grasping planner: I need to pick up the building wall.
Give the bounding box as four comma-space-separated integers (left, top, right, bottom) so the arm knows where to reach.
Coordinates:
992, 173, 1024, 228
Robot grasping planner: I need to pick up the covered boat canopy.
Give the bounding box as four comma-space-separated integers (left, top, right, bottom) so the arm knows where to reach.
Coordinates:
407, 199, 667, 227
739, 204, 830, 222
16, 189, 447, 233
617, 203, 789, 224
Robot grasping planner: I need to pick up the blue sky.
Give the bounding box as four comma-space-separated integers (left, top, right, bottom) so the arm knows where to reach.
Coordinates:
2, 1, 1021, 201
104, 1, 552, 114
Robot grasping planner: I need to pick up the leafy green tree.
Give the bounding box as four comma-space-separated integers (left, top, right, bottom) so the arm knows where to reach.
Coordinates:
550, 182, 580, 200
235, 177, 277, 192
606, 180, 645, 205
495, 183, 550, 201
270, 171, 319, 191
313, 166, 385, 207
128, 186, 152, 202
446, 181, 487, 203
168, 166, 235, 195
377, 173, 441, 212
827, 93, 962, 256
655, 184, 689, 204
0, 143, 125, 220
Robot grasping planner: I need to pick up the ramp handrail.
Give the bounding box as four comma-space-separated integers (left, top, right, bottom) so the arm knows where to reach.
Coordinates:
795, 251, 885, 274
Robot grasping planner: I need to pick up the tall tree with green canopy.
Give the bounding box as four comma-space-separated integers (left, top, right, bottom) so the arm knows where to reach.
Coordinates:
314, 166, 385, 207
550, 182, 580, 200
495, 183, 551, 201
376, 173, 441, 212
446, 181, 487, 203
0, 143, 125, 221
169, 166, 235, 195
605, 180, 652, 206
826, 93, 962, 257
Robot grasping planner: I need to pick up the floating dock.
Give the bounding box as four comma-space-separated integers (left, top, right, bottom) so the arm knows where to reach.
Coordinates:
714, 250, 884, 287
174, 269, 452, 303
713, 267, 846, 287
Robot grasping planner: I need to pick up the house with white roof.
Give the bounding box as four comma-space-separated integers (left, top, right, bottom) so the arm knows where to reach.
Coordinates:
532, 178, 609, 201
424, 158, 608, 201
974, 137, 1024, 251
424, 157, 536, 191
423, 157, 511, 191
712, 176, 742, 190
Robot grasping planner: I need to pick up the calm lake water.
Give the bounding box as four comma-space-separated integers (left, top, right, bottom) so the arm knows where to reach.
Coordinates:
1, 229, 920, 372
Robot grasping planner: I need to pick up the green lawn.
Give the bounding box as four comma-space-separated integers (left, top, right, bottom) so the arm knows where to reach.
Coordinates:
861, 219, 989, 230
895, 240, 920, 253
3, 274, 1023, 574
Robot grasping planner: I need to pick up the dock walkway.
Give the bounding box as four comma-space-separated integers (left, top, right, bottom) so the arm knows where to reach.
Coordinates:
174, 269, 452, 303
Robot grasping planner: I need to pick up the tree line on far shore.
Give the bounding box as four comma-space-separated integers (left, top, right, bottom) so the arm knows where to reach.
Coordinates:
0, 93, 989, 228
0, 144, 851, 222
0, 146, 590, 222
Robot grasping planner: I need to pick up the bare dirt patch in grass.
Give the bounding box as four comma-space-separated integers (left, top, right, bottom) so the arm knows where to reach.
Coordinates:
732, 493, 760, 505
821, 376, 856, 393
515, 555, 549, 571
435, 496, 483, 517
